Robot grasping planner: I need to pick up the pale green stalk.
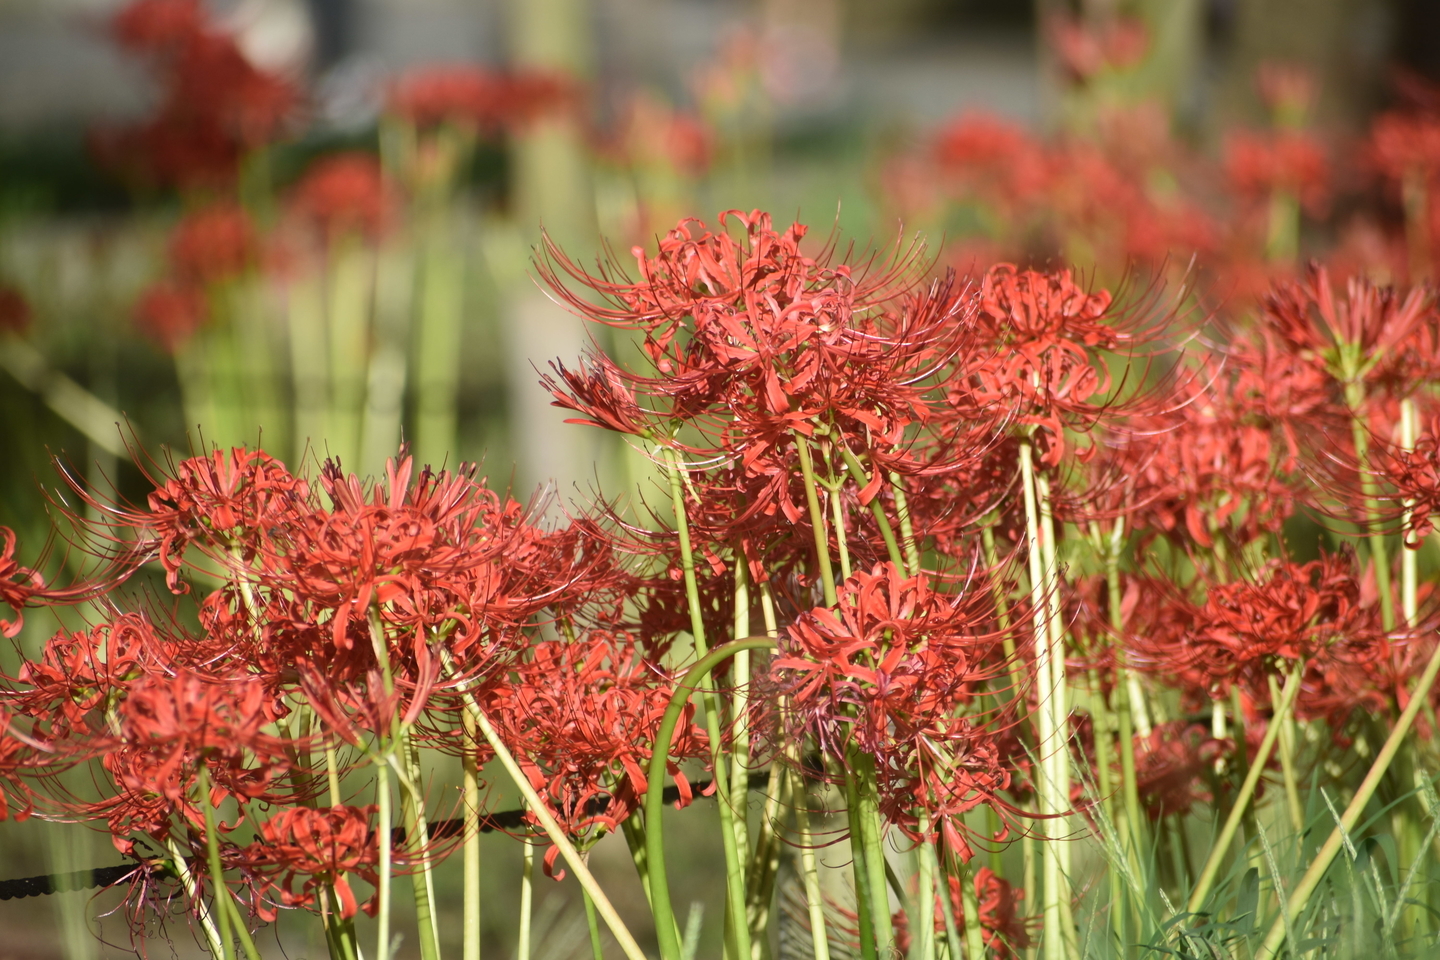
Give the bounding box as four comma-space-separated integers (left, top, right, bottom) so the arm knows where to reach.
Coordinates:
360, 243, 413, 474
914, 813, 936, 960
853, 749, 895, 953
793, 433, 838, 606
463, 709, 482, 960
288, 276, 328, 466
1186, 664, 1303, 914
829, 481, 853, 581
644, 638, 777, 960
398, 735, 442, 960
842, 762, 879, 960
836, 441, 906, 571
1265, 190, 1300, 264
928, 840, 961, 960
167, 835, 224, 957
731, 561, 753, 866
951, 856, 985, 960
413, 205, 463, 469
582, 888, 605, 960
327, 238, 373, 468
1343, 376, 1396, 632
1017, 437, 1065, 960
791, 769, 832, 960
375, 758, 395, 960
743, 762, 786, 959
661, 444, 751, 960
1266, 674, 1304, 835
367, 611, 441, 960
519, 832, 537, 960
197, 765, 260, 960
888, 470, 921, 576
1036, 468, 1074, 913
1255, 635, 1440, 959
456, 690, 647, 960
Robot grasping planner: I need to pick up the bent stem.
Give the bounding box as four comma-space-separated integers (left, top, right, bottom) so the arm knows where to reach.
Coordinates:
1186, 663, 1303, 914
1255, 635, 1440, 960
644, 637, 778, 960
456, 688, 648, 960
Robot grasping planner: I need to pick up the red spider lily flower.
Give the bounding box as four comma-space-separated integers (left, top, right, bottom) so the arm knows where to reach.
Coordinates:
1224, 130, 1329, 216
0, 710, 34, 822
940, 866, 1034, 959
1129, 554, 1389, 707
1097, 360, 1301, 552
956, 264, 1158, 466
289, 153, 391, 240
539, 211, 975, 539
388, 66, 573, 133
1131, 721, 1226, 820
95, 0, 299, 190
133, 281, 207, 352
0, 527, 45, 638
0, 284, 31, 335
1259, 264, 1437, 393
1048, 14, 1149, 84
11, 613, 177, 747
99, 669, 290, 853
776, 563, 1017, 858
167, 202, 259, 285
483, 632, 709, 877
242, 804, 379, 921
933, 113, 1048, 215
1381, 411, 1440, 542
1370, 111, 1440, 187
1256, 62, 1317, 127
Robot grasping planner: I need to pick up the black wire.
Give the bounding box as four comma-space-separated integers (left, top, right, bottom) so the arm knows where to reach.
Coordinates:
0, 769, 783, 901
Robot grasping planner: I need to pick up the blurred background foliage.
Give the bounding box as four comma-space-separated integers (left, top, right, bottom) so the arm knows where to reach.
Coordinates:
0, 0, 1438, 957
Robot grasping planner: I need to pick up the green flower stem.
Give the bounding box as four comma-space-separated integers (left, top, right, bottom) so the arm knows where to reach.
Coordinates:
327, 237, 373, 469
850, 746, 895, 954
166, 835, 224, 957
1344, 378, 1396, 632
197, 765, 261, 960
1255, 635, 1440, 960
731, 562, 753, 868
842, 763, 879, 960
1186, 664, 1303, 915
661, 445, 752, 960
1266, 674, 1304, 835
1103, 516, 1148, 877
452, 686, 647, 960
519, 838, 536, 960
367, 612, 441, 960
399, 735, 442, 960
790, 767, 833, 960
915, 812, 936, 960
794, 432, 839, 606
582, 886, 606, 960
375, 756, 395, 960
744, 761, 786, 958
414, 204, 463, 469
1264, 189, 1300, 264
287, 275, 328, 466
827, 478, 854, 582
1018, 437, 1067, 960
888, 471, 922, 577
463, 708, 482, 960
836, 442, 906, 572
644, 637, 777, 960
950, 854, 985, 960
927, 840, 961, 960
